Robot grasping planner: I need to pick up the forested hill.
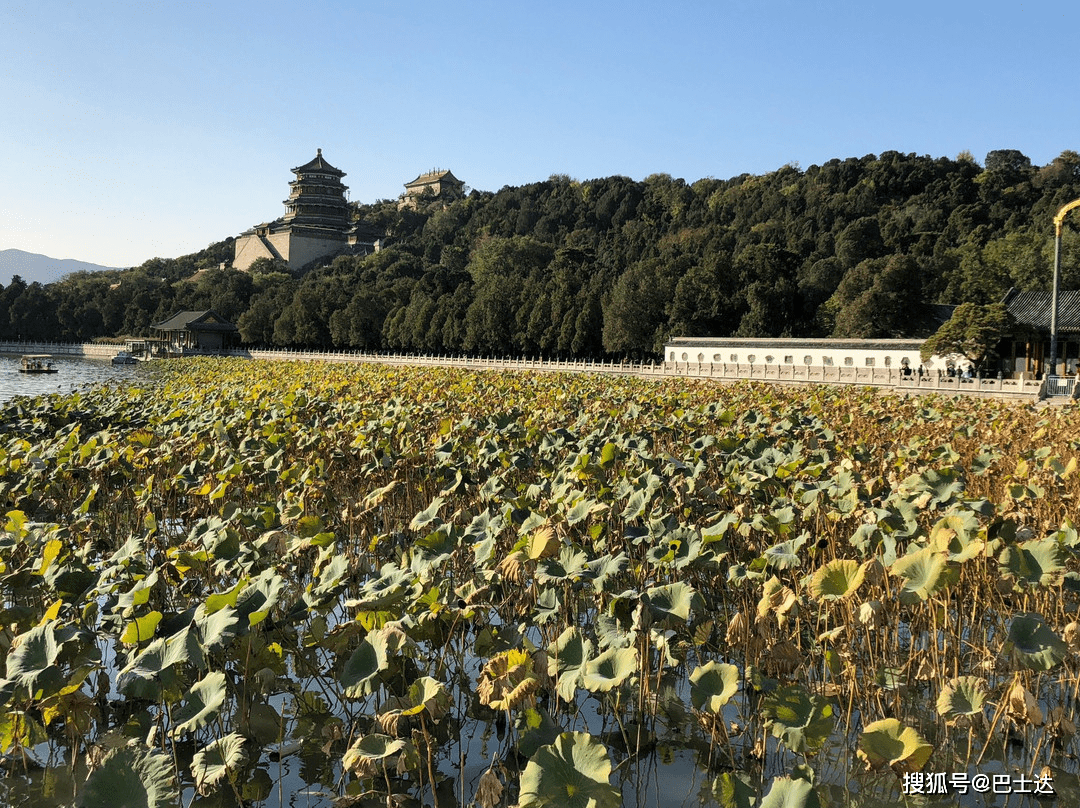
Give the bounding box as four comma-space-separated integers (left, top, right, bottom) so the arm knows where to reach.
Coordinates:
9, 149, 1080, 357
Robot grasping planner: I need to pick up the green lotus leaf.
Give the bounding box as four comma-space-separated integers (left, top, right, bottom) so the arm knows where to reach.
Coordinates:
5, 622, 69, 697
169, 671, 228, 737
936, 676, 987, 720
929, 512, 984, 562
565, 498, 596, 526
621, 489, 649, 521
400, 676, 451, 721
120, 611, 163, 645
856, 718, 933, 772
235, 569, 283, 628
516, 705, 562, 759
538, 547, 589, 584
416, 529, 456, 563
116, 570, 159, 612
340, 632, 389, 698
689, 661, 739, 713
191, 732, 248, 796
77, 743, 178, 808
759, 776, 821, 808
890, 546, 958, 604
519, 731, 621, 808
645, 526, 702, 569
761, 684, 835, 755
808, 559, 864, 601
310, 553, 349, 601
761, 538, 803, 571
711, 771, 756, 808
999, 538, 1064, 588
645, 581, 700, 627
585, 553, 627, 593
547, 627, 592, 702
194, 604, 241, 651
346, 564, 421, 611
202, 579, 245, 615
1005, 613, 1068, 671
409, 496, 445, 530
582, 647, 638, 693
903, 467, 964, 506
118, 625, 204, 696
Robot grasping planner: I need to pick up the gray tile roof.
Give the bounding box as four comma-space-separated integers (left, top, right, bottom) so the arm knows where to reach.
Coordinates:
666, 337, 925, 351
1003, 288, 1080, 332
404, 169, 463, 188
292, 149, 345, 177
151, 310, 237, 332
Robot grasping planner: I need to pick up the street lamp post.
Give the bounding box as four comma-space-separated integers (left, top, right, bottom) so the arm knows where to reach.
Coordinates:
1050, 198, 1080, 377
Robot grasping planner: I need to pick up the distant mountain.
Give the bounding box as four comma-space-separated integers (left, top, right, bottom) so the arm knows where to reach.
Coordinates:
0, 249, 124, 286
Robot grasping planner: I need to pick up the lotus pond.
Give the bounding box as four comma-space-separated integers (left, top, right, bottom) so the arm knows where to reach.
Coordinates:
2, 358, 1080, 807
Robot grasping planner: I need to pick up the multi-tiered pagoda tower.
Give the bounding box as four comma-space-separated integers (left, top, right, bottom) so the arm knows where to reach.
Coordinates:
234, 150, 370, 271
282, 149, 349, 229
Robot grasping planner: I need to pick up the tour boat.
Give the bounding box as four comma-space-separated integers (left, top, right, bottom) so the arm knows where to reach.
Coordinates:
112, 350, 138, 365
19, 355, 57, 374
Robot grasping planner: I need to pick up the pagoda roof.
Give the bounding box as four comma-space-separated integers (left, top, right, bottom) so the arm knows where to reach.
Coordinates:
405, 169, 462, 188
292, 149, 345, 177
1003, 287, 1080, 331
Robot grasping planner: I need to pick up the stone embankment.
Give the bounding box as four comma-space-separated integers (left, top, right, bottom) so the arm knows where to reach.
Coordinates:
0, 341, 123, 359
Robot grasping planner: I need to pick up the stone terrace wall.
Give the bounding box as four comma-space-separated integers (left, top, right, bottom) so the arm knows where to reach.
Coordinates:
0, 341, 123, 359
228, 348, 1046, 400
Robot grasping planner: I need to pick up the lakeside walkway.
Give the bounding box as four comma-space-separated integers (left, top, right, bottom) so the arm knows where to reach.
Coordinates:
0, 341, 1050, 400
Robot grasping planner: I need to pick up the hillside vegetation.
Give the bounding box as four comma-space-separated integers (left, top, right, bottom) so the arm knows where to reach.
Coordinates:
7, 149, 1080, 357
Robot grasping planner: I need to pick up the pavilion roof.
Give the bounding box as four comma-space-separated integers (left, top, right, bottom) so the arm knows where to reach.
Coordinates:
151, 310, 237, 333
404, 169, 462, 188
292, 149, 345, 177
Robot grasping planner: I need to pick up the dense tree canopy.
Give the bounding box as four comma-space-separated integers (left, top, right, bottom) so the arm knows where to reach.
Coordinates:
920, 303, 1013, 369
11, 150, 1080, 357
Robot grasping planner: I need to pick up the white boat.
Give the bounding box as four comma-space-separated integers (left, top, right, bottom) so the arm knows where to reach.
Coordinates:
112, 351, 138, 365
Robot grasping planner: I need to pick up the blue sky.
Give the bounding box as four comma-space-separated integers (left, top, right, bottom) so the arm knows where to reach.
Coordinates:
2, 0, 1078, 268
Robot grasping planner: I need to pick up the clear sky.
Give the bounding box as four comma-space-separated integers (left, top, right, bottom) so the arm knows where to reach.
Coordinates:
2, 0, 1077, 268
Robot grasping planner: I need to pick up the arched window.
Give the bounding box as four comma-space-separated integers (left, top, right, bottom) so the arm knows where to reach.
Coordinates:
713, 354, 722, 362
730, 354, 738, 362
804, 356, 813, 365
681, 352, 688, 361
765, 355, 775, 364
747, 354, 756, 363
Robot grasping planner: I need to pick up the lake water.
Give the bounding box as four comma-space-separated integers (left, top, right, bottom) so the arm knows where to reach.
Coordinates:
0, 354, 148, 404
